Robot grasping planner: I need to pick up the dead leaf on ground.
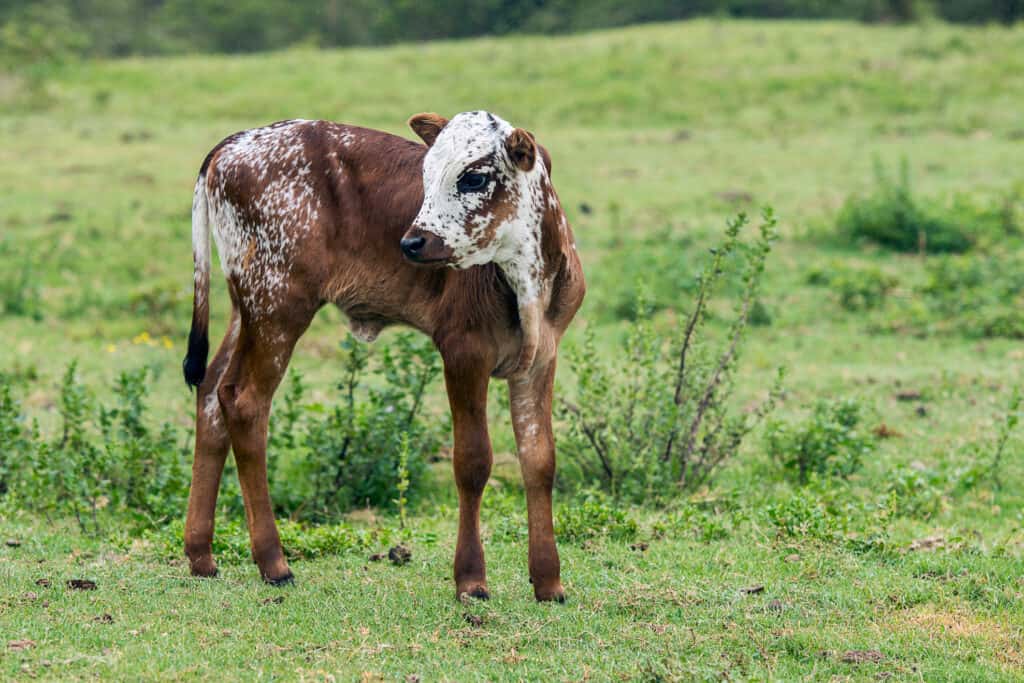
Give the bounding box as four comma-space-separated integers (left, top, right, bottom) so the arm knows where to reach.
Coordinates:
93, 614, 114, 624
8, 639, 35, 651
261, 596, 285, 605
741, 585, 765, 595
5, 539, 20, 547
368, 552, 386, 562
34, 578, 51, 588
909, 536, 944, 552
873, 423, 902, 439
841, 650, 885, 664
630, 542, 649, 552
463, 613, 484, 627
67, 579, 97, 591
895, 390, 922, 402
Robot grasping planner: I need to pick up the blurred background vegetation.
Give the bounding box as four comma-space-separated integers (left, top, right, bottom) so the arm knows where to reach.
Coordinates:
0, 0, 1021, 65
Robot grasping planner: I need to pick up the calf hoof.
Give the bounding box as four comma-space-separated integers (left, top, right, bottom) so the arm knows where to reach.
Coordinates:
533, 581, 566, 603
263, 570, 294, 587
456, 583, 490, 602
188, 556, 219, 578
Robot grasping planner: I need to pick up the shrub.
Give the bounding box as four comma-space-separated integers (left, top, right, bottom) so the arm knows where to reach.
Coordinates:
805, 261, 899, 311
99, 368, 190, 525
11, 363, 190, 534
272, 332, 447, 522
0, 380, 34, 496
764, 398, 875, 484
0, 262, 43, 321
882, 251, 1024, 339
558, 210, 783, 504
555, 494, 638, 543
836, 159, 973, 254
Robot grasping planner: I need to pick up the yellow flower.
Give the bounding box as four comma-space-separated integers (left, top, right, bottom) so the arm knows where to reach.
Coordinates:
106, 344, 117, 353
161, 336, 173, 349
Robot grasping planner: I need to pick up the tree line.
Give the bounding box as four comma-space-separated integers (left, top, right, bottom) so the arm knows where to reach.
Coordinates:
0, 0, 1021, 62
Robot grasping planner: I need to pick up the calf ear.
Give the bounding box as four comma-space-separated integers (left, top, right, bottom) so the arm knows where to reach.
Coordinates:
408, 113, 448, 146
505, 128, 536, 172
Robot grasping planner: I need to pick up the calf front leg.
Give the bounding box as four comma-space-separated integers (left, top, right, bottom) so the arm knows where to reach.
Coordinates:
509, 360, 564, 602
442, 349, 494, 600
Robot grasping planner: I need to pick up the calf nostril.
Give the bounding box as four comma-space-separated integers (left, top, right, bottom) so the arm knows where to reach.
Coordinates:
401, 236, 427, 256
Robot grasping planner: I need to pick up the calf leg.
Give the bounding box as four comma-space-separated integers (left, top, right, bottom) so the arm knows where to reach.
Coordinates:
218, 313, 312, 584
442, 348, 494, 600
184, 312, 240, 577
509, 360, 564, 602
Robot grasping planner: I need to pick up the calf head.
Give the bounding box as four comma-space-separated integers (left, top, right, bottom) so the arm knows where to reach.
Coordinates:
402, 110, 548, 270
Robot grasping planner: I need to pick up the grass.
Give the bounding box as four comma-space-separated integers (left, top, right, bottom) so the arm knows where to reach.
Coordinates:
1, 17, 1023, 681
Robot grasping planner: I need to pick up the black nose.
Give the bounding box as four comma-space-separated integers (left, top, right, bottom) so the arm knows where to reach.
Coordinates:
401, 236, 426, 258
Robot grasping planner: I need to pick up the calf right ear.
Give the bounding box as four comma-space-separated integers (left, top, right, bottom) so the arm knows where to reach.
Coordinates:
408, 113, 449, 147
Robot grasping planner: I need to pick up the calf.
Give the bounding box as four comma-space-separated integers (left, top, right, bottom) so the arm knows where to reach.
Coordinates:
182, 111, 585, 601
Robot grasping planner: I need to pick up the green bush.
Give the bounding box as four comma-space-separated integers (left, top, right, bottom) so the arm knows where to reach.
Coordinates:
764, 398, 875, 484
558, 210, 783, 504
555, 494, 638, 543
805, 261, 899, 311
836, 159, 974, 254
98, 368, 190, 525
882, 251, 1024, 339
270, 332, 447, 522
0, 260, 43, 321
6, 363, 190, 534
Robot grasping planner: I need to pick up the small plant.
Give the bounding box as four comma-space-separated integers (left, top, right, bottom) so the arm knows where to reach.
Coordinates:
555, 494, 638, 543
99, 367, 190, 525
764, 398, 875, 484
394, 433, 411, 531
0, 379, 34, 496
805, 261, 899, 311
279, 332, 446, 522
836, 158, 973, 254
558, 210, 783, 504
0, 262, 43, 321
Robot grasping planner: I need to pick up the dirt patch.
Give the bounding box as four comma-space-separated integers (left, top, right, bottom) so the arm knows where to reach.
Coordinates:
897, 606, 1023, 670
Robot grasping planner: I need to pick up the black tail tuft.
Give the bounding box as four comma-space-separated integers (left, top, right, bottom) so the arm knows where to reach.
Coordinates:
183, 324, 209, 389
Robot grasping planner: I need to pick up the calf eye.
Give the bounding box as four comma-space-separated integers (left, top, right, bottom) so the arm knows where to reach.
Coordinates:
457, 172, 489, 193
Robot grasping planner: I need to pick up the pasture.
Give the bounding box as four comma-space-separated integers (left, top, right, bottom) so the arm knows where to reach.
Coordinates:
1, 19, 1023, 681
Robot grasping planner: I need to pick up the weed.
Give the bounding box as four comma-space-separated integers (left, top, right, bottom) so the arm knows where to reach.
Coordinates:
275, 332, 446, 521
764, 398, 875, 484
555, 494, 638, 543
805, 261, 899, 311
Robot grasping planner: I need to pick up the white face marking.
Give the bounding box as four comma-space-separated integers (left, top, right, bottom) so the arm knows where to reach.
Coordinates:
205, 120, 322, 320
413, 111, 549, 305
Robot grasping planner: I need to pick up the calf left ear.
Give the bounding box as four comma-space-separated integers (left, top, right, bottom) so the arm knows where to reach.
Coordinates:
506, 128, 536, 172
408, 113, 449, 147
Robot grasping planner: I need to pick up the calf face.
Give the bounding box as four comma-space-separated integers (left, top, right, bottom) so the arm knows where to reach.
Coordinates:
402, 111, 544, 271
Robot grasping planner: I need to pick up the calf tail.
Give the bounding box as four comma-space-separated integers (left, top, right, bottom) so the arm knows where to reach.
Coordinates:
183, 177, 211, 389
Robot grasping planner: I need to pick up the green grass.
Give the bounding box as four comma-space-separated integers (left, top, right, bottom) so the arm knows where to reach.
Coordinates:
2, 18, 1024, 681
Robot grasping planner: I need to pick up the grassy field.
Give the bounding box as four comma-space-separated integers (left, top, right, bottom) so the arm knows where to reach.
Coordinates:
2, 18, 1024, 681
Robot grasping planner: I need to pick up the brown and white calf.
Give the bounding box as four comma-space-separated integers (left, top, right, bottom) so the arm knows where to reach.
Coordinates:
182, 111, 585, 601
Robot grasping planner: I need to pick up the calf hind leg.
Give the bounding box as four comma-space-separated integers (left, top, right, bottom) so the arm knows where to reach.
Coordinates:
184, 313, 240, 578
218, 314, 312, 584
